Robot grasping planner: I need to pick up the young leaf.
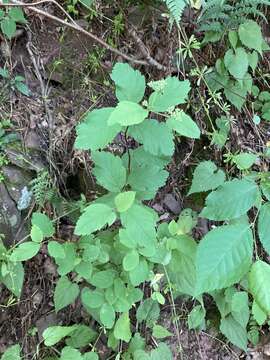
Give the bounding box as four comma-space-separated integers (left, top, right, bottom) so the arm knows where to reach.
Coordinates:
148, 78, 190, 112
56, 243, 77, 275
249, 260, 270, 315
129, 259, 149, 286
9, 242, 40, 262
231, 291, 249, 328
220, 315, 247, 351
224, 48, 248, 81
65, 325, 97, 348
92, 151, 126, 192
75, 108, 121, 151
238, 20, 263, 54
1, 17, 16, 39
0, 261, 24, 298
152, 324, 172, 339
200, 179, 259, 221
110, 62, 146, 103
136, 298, 160, 325
128, 120, 174, 156
60, 346, 82, 360
48, 241, 66, 259
1, 344, 21, 360
252, 301, 267, 326
188, 305, 205, 330
188, 161, 225, 195
149, 343, 173, 360
30, 225, 43, 243
114, 191, 136, 213
8, 7, 26, 22
258, 202, 270, 256
32, 212, 54, 237
82, 352, 98, 360
167, 111, 200, 139
43, 325, 78, 346
15, 81, 30, 96
123, 250, 139, 272
81, 288, 105, 309
232, 153, 257, 170
100, 303, 115, 328
108, 101, 148, 126
90, 270, 116, 289
114, 312, 131, 342
196, 224, 253, 294
54, 276, 80, 312
75, 204, 116, 236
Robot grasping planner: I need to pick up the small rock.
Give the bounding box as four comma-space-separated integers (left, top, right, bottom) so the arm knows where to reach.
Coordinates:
163, 194, 181, 214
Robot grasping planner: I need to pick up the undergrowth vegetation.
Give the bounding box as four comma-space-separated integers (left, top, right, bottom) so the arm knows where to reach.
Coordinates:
2, 0, 270, 359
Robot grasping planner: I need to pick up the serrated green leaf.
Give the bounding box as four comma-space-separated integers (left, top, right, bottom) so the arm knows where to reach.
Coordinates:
129, 120, 174, 156
188, 161, 225, 195
60, 346, 82, 360
220, 315, 247, 351
152, 324, 172, 339
188, 305, 205, 330
30, 225, 43, 243
55, 243, 77, 276
92, 151, 126, 192
0, 261, 24, 298
248, 51, 259, 72
81, 288, 104, 309
1, 344, 21, 360
75, 204, 116, 236
48, 241, 66, 259
110, 62, 146, 103
43, 325, 78, 346
54, 276, 80, 312
136, 298, 160, 325
231, 291, 249, 328
167, 111, 200, 139
108, 101, 148, 126
1, 17, 16, 39
224, 80, 247, 110
82, 352, 98, 360
32, 212, 54, 237
123, 250, 139, 271
224, 48, 248, 81
232, 153, 257, 170
252, 300, 267, 326
8, 7, 26, 22
9, 242, 40, 262
100, 303, 115, 328
129, 258, 149, 286
150, 343, 173, 360
15, 81, 30, 96
200, 179, 259, 221
91, 270, 116, 289
114, 312, 131, 342
75, 108, 121, 151
196, 224, 253, 294
148, 78, 190, 112
65, 325, 97, 348
114, 191, 136, 213
258, 202, 270, 256
249, 260, 270, 315
239, 20, 263, 53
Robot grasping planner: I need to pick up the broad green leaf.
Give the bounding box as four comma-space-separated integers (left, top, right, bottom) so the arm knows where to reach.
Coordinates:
224, 80, 247, 110
150, 343, 173, 360
123, 250, 139, 271
48, 241, 65, 259
30, 225, 43, 243
75, 204, 116, 236
8, 7, 26, 22
75, 108, 120, 151
54, 276, 80, 312
114, 191, 136, 213
108, 101, 148, 126
258, 202, 270, 255
188, 161, 225, 195
43, 325, 78, 346
32, 212, 54, 237
196, 224, 253, 294
75, 261, 92, 281
127, 146, 170, 170
110, 62, 146, 103
60, 346, 82, 360
92, 151, 126, 192
9, 242, 40, 262
55, 243, 77, 275
65, 325, 97, 348
0, 261, 24, 297
15, 81, 30, 96
200, 179, 259, 221
148, 78, 190, 112
91, 270, 116, 289
100, 303, 115, 328
78, 0, 93, 8
232, 153, 257, 170
83, 244, 100, 262
114, 312, 131, 342
1, 345, 21, 360
261, 179, 270, 200
228, 30, 238, 50
231, 291, 249, 328
1, 17, 16, 39
167, 111, 200, 139
220, 315, 247, 351
248, 51, 259, 72
224, 48, 248, 81
120, 204, 157, 247
81, 288, 104, 309
252, 301, 267, 326
129, 120, 174, 156
239, 20, 263, 53
82, 352, 98, 360
167, 235, 197, 297
188, 305, 206, 330
136, 298, 160, 325
249, 260, 270, 315
152, 324, 172, 339
129, 259, 149, 286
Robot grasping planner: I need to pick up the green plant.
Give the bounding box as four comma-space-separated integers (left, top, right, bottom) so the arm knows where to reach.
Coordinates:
0, 67, 30, 96
0, 5, 26, 39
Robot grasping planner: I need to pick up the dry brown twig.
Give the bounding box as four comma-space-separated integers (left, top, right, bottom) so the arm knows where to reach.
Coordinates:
0, 0, 168, 71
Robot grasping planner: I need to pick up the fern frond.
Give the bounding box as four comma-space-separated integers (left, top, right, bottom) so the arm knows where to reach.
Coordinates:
163, 0, 188, 25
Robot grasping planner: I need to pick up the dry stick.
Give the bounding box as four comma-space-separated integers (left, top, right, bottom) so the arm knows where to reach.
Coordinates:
0, 0, 168, 70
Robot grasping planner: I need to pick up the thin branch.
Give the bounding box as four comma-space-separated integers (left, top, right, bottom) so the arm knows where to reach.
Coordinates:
0, 0, 168, 70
